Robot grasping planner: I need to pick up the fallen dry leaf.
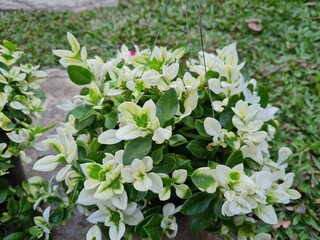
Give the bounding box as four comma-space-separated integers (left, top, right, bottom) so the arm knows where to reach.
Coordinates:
272, 220, 292, 230
306, 2, 316, 7
246, 18, 263, 32
248, 22, 263, 31
246, 18, 262, 23
285, 206, 295, 211
282, 221, 291, 229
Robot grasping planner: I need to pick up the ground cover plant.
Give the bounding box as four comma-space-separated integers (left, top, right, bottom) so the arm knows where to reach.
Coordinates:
0, 0, 319, 239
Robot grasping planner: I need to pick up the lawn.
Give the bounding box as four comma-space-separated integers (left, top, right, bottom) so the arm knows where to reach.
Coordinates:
0, 0, 320, 239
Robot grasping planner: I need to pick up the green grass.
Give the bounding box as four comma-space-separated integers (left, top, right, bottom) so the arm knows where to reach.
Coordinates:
1, 0, 320, 239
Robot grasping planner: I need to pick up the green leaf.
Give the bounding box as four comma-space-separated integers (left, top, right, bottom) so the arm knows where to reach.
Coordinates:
180, 192, 214, 216
70, 105, 94, 119
75, 115, 95, 130
49, 207, 65, 223
8, 198, 19, 216
208, 161, 218, 169
130, 187, 148, 202
238, 221, 255, 238
153, 155, 176, 174
80, 87, 90, 95
205, 70, 220, 79
214, 198, 229, 220
143, 214, 163, 240
195, 120, 211, 137
223, 134, 238, 149
226, 150, 244, 168
227, 94, 240, 107
258, 85, 268, 108
182, 116, 195, 128
219, 107, 234, 131
0, 62, 9, 71
156, 88, 178, 125
104, 109, 118, 129
174, 155, 193, 173
151, 146, 164, 164
0, 179, 8, 204
169, 134, 187, 146
82, 163, 103, 179
3, 40, 17, 51
123, 137, 152, 165
135, 215, 153, 238
191, 105, 204, 118
46, 196, 64, 205
191, 168, 216, 192
67, 65, 93, 85
3, 232, 25, 240
186, 139, 211, 159
190, 201, 216, 232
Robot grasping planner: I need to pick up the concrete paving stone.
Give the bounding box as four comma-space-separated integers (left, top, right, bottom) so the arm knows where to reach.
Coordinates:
0, 0, 119, 12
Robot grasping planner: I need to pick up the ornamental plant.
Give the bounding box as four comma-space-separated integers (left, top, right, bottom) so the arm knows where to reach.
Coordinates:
0, 40, 48, 165
33, 33, 301, 240
0, 41, 68, 239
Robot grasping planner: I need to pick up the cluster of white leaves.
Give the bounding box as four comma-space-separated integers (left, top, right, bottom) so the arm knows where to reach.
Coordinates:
43, 34, 300, 239
98, 100, 172, 145
194, 149, 300, 225
0, 41, 47, 164
159, 169, 191, 201
73, 147, 163, 240
160, 203, 182, 238
188, 43, 301, 227
0, 62, 46, 119
32, 124, 83, 195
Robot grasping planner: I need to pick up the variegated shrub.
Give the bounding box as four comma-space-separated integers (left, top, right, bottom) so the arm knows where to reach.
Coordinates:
33, 33, 300, 240
0, 41, 68, 240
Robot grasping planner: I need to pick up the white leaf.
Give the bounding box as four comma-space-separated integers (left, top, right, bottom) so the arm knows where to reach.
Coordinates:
174, 184, 190, 199
152, 127, 172, 144
33, 154, 64, 172
52, 49, 75, 58
163, 63, 179, 81
184, 90, 198, 111
94, 182, 114, 200
56, 164, 72, 182
123, 203, 144, 226
87, 210, 106, 224
141, 156, 153, 172
204, 117, 221, 136
121, 168, 135, 183
110, 191, 128, 210
287, 189, 301, 200
148, 172, 163, 193
67, 32, 80, 53
0, 92, 7, 108
278, 147, 292, 164
172, 169, 187, 184
159, 187, 171, 201
256, 205, 278, 224
77, 189, 97, 206
254, 233, 271, 240
134, 177, 152, 192
43, 207, 51, 223
116, 124, 143, 140
98, 129, 122, 145
109, 222, 125, 240
86, 225, 102, 240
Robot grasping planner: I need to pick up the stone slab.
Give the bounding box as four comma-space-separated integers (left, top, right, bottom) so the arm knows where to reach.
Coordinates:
0, 0, 119, 12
